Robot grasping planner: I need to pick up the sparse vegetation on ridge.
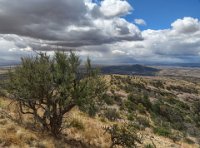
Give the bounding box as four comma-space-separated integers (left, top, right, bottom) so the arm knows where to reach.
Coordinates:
0, 61, 200, 147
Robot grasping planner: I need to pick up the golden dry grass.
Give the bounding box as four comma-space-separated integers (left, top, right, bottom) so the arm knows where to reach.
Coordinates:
1, 100, 198, 148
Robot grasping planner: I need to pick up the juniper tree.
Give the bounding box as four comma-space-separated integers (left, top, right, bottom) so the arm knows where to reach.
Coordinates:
8, 51, 107, 137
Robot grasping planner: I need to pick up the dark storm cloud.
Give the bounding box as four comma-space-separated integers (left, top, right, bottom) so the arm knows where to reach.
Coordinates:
50, 32, 142, 47
0, 0, 88, 39
0, 0, 142, 50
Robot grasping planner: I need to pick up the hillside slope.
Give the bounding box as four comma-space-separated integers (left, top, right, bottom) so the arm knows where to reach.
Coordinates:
0, 74, 200, 148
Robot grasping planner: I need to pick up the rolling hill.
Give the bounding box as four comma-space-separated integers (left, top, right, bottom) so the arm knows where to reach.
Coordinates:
100, 64, 160, 76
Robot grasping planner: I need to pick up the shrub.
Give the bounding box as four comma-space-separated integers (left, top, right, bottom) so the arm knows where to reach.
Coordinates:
193, 114, 200, 127
193, 101, 200, 115
128, 92, 151, 111
7, 52, 107, 137
103, 94, 115, 105
166, 98, 177, 105
151, 101, 162, 114
166, 98, 190, 110
128, 93, 144, 104
136, 116, 150, 128
119, 101, 126, 110
142, 93, 152, 110
104, 123, 143, 148
104, 108, 121, 121
137, 103, 146, 114
192, 101, 200, 127
153, 126, 172, 137
169, 132, 182, 142
166, 85, 198, 94
132, 116, 150, 131
144, 144, 155, 148
68, 118, 85, 130
171, 122, 185, 131
176, 101, 190, 110
113, 94, 123, 105
125, 100, 137, 112
150, 80, 164, 89
152, 101, 184, 126
127, 112, 136, 121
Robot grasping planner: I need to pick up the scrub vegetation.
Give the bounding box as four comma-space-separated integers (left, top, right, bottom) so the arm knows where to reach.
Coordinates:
0, 52, 200, 147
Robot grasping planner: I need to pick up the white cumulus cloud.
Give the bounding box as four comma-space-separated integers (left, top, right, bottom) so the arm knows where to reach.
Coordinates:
100, 0, 133, 18
80, 17, 200, 64
171, 17, 200, 34
134, 19, 146, 26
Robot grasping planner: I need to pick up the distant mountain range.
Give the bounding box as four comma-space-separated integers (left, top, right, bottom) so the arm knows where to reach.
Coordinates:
1, 62, 200, 76
147, 63, 200, 68
100, 64, 160, 76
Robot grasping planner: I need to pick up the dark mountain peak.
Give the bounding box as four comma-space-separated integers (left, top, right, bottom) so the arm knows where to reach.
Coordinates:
101, 64, 160, 76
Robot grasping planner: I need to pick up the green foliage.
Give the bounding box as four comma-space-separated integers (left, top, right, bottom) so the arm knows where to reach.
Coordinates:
137, 103, 146, 114
136, 116, 150, 128
127, 92, 152, 111
172, 122, 185, 131
166, 98, 190, 110
104, 123, 142, 148
169, 132, 182, 142
125, 100, 137, 112
103, 94, 115, 105
153, 126, 172, 137
68, 118, 85, 130
0, 77, 7, 97
113, 94, 123, 105
127, 112, 136, 121
127, 113, 150, 130
192, 101, 200, 127
7, 52, 107, 137
142, 93, 152, 110
0, 89, 6, 97
127, 93, 141, 103
129, 116, 150, 131
150, 80, 164, 89
151, 100, 163, 114
152, 100, 184, 130
193, 114, 200, 127
193, 101, 200, 115
166, 85, 198, 94
103, 108, 121, 121
176, 101, 190, 110
125, 92, 151, 113
144, 144, 155, 148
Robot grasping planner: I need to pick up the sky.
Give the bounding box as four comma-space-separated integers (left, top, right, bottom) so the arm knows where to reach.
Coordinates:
127, 0, 200, 30
0, 0, 200, 65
